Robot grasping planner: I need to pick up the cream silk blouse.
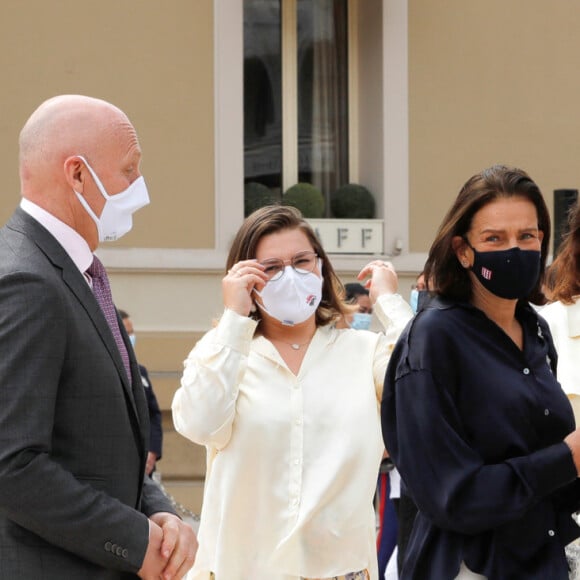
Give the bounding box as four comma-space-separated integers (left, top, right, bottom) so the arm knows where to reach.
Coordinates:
172, 294, 412, 580
541, 299, 580, 396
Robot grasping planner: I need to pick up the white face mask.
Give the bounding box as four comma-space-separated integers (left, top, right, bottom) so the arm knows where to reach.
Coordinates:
73, 155, 150, 242
255, 262, 323, 326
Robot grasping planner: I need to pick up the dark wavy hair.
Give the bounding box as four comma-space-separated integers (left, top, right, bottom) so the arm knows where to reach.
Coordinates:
226, 205, 348, 326
545, 200, 580, 304
424, 165, 551, 305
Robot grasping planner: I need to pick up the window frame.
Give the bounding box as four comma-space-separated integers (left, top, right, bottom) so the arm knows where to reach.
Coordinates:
99, 0, 421, 272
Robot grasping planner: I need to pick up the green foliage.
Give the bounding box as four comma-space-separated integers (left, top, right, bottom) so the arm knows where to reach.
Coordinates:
244, 182, 279, 217
331, 183, 375, 219
282, 183, 325, 218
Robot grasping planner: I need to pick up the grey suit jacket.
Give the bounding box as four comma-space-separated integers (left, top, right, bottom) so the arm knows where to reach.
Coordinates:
0, 209, 176, 579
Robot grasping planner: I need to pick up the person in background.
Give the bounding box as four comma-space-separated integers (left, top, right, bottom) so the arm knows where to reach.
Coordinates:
382, 165, 580, 579
344, 282, 374, 329
542, 198, 580, 580
120, 309, 164, 477
341, 282, 398, 578
0, 94, 196, 578
542, 200, 580, 423
409, 273, 426, 314
172, 205, 413, 580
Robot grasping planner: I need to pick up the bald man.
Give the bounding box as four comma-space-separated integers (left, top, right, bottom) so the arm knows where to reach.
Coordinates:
0, 95, 196, 579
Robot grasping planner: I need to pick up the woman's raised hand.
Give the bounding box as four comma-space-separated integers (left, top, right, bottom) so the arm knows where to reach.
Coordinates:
357, 260, 399, 305
222, 260, 268, 317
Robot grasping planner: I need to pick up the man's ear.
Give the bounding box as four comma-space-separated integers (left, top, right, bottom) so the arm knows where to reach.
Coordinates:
63, 156, 85, 192
452, 235, 471, 268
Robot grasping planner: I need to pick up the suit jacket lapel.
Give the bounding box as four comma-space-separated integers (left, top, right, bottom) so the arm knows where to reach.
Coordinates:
6, 209, 140, 422
118, 309, 151, 448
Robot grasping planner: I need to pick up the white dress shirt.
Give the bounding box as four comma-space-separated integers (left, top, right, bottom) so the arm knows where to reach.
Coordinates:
19, 198, 93, 276
172, 294, 413, 580
540, 299, 580, 396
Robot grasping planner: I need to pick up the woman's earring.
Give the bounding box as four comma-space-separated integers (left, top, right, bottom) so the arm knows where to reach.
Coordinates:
462, 260, 469, 268
250, 303, 257, 313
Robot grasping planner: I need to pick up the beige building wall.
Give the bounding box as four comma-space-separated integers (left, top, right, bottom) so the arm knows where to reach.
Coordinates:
0, 0, 215, 248
409, 0, 580, 253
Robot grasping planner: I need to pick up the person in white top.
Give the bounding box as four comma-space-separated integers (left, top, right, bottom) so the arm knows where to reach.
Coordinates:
542, 200, 580, 424
172, 205, 413, 580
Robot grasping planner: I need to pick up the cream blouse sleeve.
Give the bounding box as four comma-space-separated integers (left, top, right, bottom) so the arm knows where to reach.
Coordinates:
172, 308, 258, 450
372, 293, 414, 401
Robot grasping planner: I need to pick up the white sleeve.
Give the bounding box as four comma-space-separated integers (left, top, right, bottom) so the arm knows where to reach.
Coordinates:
171, 308, 258, 450
372, 293, 414, 400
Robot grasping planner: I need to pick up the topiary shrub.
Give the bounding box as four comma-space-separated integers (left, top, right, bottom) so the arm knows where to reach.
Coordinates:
282, 183, 325, 218
244, 182, 280, 217
331, 183, 375, 219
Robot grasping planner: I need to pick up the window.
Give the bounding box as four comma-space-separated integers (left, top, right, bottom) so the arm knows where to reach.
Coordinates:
214, 0, 410, 263
244, 1, 282, 193
243, 0, 349, 217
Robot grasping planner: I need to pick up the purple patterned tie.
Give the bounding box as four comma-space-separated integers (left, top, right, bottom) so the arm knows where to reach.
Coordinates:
87, 256, 132, 383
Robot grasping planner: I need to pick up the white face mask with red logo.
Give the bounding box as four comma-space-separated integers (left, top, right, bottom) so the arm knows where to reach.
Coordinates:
255, 262, 323, 326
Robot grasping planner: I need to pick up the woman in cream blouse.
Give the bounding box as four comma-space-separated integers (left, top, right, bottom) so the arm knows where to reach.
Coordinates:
542, 200, 580, 424
172, 206, 413, 580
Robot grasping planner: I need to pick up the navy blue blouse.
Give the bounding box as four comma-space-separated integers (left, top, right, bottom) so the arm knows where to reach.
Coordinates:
381, 297, 580, 580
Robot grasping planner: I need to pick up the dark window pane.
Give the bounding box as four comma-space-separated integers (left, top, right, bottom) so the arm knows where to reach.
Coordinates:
297, 0, 349, 216
244, 0, 282, 214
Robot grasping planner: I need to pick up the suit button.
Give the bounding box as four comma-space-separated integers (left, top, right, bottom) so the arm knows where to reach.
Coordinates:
115, 546, 123, 556
111, 543, 118, 553
104, 541, 112, 552
122, 548, 129, 558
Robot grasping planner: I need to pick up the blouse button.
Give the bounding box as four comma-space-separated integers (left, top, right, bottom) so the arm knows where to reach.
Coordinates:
295, 419, 302, 425
523, 368, 530, 375
548, 529, 555, 537
544, 409, 550, 416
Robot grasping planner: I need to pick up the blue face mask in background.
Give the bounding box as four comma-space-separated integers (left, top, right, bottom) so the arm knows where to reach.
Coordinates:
350, 312, 372, 330
409, 289, 419, 314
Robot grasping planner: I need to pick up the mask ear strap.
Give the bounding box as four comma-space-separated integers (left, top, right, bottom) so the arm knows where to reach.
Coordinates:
76, 155, 111, 200
460, 237, 475, 268
74, 190, 101, 225
462, 236, 476, 252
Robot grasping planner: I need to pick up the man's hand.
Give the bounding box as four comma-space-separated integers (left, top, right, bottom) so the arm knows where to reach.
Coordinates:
138, 520, 168, 579
150, 512, 198, 580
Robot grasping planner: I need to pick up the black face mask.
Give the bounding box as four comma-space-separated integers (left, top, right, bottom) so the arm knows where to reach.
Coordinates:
465, 242, 541, 300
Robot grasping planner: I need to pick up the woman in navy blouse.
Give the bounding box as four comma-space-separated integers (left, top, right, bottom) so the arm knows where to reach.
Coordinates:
382, 165, 580, 579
